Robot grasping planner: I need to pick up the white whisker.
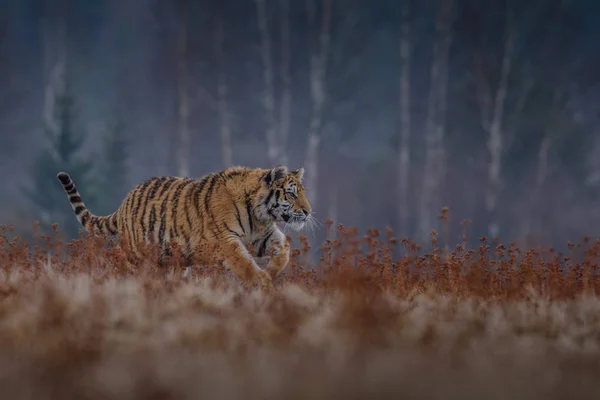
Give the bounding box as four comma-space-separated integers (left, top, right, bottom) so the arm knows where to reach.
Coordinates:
308, 214, 323, 230
308, 218, 317, 240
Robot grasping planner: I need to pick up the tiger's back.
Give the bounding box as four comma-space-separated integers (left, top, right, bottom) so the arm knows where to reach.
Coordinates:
117, 175, 206, 260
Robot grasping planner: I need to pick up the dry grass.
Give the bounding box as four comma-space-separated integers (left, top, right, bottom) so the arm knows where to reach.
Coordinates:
2, 218, 600, 399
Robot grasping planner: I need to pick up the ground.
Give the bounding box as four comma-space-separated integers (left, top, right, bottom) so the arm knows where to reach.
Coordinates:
0, 222, 600, 399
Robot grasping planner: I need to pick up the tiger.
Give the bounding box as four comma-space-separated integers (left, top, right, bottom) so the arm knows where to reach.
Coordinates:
56, 165, 312, 290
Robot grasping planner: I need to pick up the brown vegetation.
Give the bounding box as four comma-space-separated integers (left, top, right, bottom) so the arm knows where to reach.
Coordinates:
1, 216, 600, 399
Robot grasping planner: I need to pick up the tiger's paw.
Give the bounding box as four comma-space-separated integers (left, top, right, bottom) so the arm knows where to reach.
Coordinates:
255, 268, 275, 292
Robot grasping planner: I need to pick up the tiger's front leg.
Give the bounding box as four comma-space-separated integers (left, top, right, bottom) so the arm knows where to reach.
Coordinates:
262, 228, 291, 279
247, 237, 270, 268
254, 256, 270, 269
218, 235, 274, 290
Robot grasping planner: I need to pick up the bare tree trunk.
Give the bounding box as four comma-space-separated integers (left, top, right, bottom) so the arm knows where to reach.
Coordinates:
397, 0, 411, 239
304, 0, 333, 208
41, 0, 68, 161
417, 0, 454, 243
418, 40, 440, 243
279, 0, 292, 166
533, 134, 551, 227
255, 0, 280, 165
327, 184, 338, 241
434, 3, 453, 182
519, 132, 551, 248
176, 0, 190, 177
215, 18, 233, 168
521, 85, 561, 246
482, 11, 515, 239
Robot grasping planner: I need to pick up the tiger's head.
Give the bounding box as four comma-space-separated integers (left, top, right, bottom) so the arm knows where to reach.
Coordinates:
259, 165, 312, 231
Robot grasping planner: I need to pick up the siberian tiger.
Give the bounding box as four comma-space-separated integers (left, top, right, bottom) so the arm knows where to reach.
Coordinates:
56, 165, 312, 289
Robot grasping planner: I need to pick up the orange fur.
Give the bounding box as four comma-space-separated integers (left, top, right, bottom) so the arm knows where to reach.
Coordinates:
56, 165, 312, 289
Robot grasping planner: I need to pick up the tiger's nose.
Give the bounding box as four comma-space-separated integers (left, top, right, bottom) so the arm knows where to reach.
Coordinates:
302, 208, 309, 216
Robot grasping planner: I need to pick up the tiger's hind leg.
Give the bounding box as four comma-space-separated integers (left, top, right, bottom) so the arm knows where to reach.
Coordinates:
169, 247, 196, 280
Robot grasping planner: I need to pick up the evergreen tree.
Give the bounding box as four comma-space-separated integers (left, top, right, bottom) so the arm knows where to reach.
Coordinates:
23, 93, 94, 240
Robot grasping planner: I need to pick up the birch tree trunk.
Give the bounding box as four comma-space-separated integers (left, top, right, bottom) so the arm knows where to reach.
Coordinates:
397, 0, 411, 239
327, 184, 338, 241
519, 132, 552, 248
215, 18, 233, 168
279, 0, 292, 167
417, 0, 454, 243
304, 0, 333, 207
176, 0, 190, 177
533, 134, 551, 229
520, 86, 562, 245
255, 0, 280, 166
434, 3, 453, 182
41, 0, 68, 161
482, 12, 515, 239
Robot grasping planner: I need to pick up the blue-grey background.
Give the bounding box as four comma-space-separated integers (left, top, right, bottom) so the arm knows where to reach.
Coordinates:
1, 0, 599, 251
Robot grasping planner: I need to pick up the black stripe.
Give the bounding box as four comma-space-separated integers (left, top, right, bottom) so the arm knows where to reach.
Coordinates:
157, 177, 177, 199
193, 175, 210, 215
142, 178, 166, 237
203, 174, 219, 213
148, 178, 166, 199
223, 170, 243, 179
264, 189, 276, 218
158, 195, 169, 247
74, 206, 85, 215
245, 196, 254, 233
163, 245, 173, 260
58, 174, 71, 185
171, 180, 192, 238
81, 212, 89, 227
132, 180, 153, 242
70, 195, 82, 204
67, 187, 77, 195
257, 231, 273, 257
107, 215, 117, 235
97, 218, 105, 234
234, 203, 245, 234
183, 187, 193, 235
143, 179, 165, 238
64, 183, 74, 192
264, 189, 274, 206
154, 178, 177, 245
264, 171, 272, 185
139, 180, 158, 239
191, 175, 211, 225
123, 189, 136, 221
149, 207, 157, 238
224, 223, 239, 237
131, 191, 144, 244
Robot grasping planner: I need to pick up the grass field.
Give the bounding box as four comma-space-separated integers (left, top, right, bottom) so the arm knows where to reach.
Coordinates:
1, 221, 600, 399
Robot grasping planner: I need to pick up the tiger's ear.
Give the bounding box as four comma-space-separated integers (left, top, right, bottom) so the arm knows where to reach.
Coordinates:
268, 165, 288, 184
291, 167, 304, 182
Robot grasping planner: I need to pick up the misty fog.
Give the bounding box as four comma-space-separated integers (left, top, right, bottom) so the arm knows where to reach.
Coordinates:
1, 0, 599, 252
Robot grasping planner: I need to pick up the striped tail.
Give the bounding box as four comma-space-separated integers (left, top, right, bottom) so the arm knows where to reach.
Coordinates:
56, 172, 118, 236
